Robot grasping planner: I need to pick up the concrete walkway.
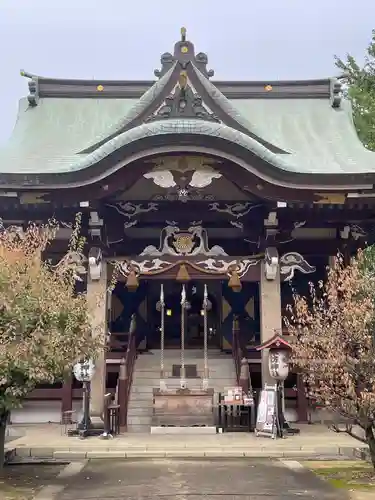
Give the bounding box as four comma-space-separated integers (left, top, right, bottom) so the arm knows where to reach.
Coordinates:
54, 458, 346, 500
5, 424, 368, 461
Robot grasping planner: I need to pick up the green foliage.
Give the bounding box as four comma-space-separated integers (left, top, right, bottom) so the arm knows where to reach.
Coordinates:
335, 30, 375, 151
0, 219, 102, 415
361, 244, 375, 278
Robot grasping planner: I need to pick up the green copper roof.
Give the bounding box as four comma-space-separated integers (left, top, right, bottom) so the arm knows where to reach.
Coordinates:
0, 93, 374, 177
3, 31, 374, 184
231, 98, 375, 174
0, 97, 138, 173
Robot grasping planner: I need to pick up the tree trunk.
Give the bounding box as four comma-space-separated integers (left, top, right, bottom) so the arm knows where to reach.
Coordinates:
0, 411, 9, 471
365, 425, 375, 469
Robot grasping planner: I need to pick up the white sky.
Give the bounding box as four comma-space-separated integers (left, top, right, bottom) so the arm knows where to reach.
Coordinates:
1, 0, 374, 143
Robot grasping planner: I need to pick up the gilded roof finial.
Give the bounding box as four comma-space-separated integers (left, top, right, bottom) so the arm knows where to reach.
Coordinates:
178, 71, 188, 89
180, 27, 187, 42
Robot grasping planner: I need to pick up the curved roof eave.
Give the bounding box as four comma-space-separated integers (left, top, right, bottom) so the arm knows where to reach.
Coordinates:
56, 119, 375, 188
1, 118, 374, 191
76, 119, 295, 173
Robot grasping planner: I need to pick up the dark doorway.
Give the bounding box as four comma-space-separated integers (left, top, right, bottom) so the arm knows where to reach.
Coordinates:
148, 280, 220, 349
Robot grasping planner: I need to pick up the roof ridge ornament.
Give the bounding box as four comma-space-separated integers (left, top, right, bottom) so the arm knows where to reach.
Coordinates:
330, 78, 342, 108
154, 28, 214, 79
145, 77, 220, 123
20, 69, 39, 107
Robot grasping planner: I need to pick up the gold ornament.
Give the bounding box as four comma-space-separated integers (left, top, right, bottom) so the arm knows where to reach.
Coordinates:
176, 264, 190, 282
174, 233, 194, 254
126, 269, 139, 291
228, 269, 242, 292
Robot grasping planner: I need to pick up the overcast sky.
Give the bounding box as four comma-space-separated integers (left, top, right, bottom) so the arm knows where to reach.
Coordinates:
1, 0, 374, 144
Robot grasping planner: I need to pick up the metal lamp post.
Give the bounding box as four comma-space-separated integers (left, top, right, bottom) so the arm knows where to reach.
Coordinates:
202, 284, 212, 390
73, 359, 95, 439
157, 284, 167, 392
180, 285, 187, 389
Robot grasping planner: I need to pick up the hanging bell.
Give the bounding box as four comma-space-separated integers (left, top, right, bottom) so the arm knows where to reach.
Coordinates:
228, 269, 242, 292
176, 263, 190, 282
126, 269, 139, 291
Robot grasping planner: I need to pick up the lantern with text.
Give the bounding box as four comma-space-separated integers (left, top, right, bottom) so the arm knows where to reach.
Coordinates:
256, 333, 292, 381
256, 333, 293, 437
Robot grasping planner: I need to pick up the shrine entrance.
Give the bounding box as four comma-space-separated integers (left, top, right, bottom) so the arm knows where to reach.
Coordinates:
147, 280, 220, 349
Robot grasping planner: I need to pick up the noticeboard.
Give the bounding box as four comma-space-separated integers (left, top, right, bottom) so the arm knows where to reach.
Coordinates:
255, 384, 278, 439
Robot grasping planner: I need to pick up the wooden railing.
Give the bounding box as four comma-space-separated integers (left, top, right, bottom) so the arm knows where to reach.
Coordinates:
232, 317, 242, 385
116, 314, 137, 431
232, 318, 252, 395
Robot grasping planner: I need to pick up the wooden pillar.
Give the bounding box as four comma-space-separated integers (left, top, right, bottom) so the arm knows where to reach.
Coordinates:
259, 260, 282, 387
61, 374, 73, 421
239, 358, 250, 394
118, 358, 127, 430
87, 263, 108, 420
296, 373, 308, 422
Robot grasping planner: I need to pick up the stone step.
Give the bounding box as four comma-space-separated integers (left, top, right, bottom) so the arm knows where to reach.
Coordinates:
130, 387, 154, 395
134, 363, 235, 369
127, 349, 236, 433
129, 397, 153, 405
134, 367, 235, 375
131, 383, 234, 392
144, 349, 223, 356
136, 354, 231, 363
126, 398, 151, 408
133, 379, 234, 386
134, 365, 226, 371
127, 424, 152, 433
128, 407, 153, 416
127, 416, 153, 425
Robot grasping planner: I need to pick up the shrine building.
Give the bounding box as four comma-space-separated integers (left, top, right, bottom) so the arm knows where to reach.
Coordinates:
1, 29, 375, 428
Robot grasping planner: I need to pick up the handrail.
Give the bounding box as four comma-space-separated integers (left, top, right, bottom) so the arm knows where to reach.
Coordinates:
116, 314, 137, 431
232, 317, 242, 385
232, 317, 253, 395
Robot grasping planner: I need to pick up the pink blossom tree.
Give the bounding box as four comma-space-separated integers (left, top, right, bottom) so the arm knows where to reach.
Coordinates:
285, 251, 375, 468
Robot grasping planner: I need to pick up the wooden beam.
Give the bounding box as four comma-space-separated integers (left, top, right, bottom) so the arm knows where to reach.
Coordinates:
61, 375, 73, 417
102, 237, 360, 258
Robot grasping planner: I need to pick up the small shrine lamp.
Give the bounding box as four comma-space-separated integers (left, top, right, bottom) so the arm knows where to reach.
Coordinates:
72, 359, 95, 438
256, 332, 293, 434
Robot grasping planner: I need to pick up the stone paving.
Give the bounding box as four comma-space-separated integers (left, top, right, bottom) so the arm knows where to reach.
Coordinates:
4, 423, 368, 461
55, 458, 347, 500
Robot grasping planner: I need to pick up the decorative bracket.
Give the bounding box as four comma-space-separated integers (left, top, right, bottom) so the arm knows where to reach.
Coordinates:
20, 70, 39, 107
88, 247, 103, 281
264, 247, 279, 281
88, 211, 103, 241
330, 78, 342, 109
